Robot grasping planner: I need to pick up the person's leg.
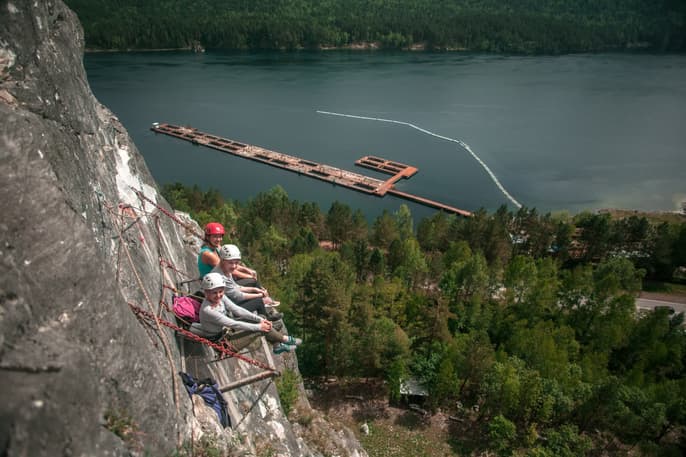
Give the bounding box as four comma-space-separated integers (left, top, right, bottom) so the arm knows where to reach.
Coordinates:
236, 277, 259, 287
268, 329, 302, 354
266, 329, 302, 346
236, 297, 267, 315
237, 298, 283, 321
264, 328, 285, 344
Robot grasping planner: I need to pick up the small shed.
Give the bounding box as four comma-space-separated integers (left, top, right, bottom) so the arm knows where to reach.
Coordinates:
398, 377, 429, 406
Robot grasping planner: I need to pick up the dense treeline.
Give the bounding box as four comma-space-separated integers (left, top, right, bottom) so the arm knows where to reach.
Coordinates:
164, 182, 686, 456
66, 0, 686, 53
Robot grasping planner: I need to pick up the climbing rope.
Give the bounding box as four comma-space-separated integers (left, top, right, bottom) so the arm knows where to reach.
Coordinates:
105, 201, 182, 444
160, 258, 197, 280
162, 284, 204, 300
132, 188, 204, 239
105, 189, 282, 432
108, 201, 277, 372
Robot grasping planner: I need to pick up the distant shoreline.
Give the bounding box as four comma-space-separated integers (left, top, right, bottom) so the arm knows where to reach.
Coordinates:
82, 43, 668, 56
83, 42, 475, 54
85, 47, 193, 53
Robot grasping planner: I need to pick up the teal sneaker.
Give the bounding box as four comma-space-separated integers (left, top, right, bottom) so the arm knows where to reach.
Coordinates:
273, 343, 295, 355
285, 335, 302, 346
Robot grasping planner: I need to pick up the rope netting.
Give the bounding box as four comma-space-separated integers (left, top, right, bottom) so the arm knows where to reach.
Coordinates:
160, 258, 198, 280
128, 303, 276, 373
108, 188, 277, 375
105, 199, 183, 446
131, 188, 204, 239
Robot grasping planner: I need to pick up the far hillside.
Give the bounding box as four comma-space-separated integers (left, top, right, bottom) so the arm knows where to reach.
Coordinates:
65, 0, 686, 53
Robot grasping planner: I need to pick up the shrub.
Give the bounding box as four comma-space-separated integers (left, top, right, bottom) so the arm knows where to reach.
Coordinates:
488, 414, 517, 457
172, 435, 223, 457
104, 409, 144, 451
276, 368, 300, 416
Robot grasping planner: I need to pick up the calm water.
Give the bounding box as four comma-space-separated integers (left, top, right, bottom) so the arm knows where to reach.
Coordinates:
84, 51, 686, 220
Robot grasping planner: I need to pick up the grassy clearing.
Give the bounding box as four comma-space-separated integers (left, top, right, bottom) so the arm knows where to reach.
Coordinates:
360, 416, 458, 457
643, 280, 686, 295
308, 378, 468, 456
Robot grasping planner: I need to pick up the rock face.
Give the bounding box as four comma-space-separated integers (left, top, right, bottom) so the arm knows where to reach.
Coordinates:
0, 1, 367, 456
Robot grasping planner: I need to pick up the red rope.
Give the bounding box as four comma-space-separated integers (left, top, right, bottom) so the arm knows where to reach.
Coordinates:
128, 302, 276, 372
162, 284, 205, 302
160, 258, 196, 280
131, 187, 204, 239
159, 299, 173, 314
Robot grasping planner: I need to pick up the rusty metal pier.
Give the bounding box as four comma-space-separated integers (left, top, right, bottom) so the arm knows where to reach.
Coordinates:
151, 123, 472, 217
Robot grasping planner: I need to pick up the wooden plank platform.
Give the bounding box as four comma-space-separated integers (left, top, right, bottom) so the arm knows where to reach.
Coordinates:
151, 123, 471, 217
355, 156, 419, 195
153, 123, 386, 195
386, 189, 473, 217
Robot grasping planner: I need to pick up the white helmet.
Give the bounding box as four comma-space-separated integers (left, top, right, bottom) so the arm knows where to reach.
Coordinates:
219, 244, 241, 261
202, 272, 225, 290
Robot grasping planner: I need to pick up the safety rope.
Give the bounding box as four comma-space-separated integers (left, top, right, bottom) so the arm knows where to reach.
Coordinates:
109, 190, 282, 421
160, 258, 197, 280
105, 201, 182, 445
162, 284, 205, 301
159, 294, 262, 360
132, 188, 204, 239
143, 212, 276, 372
128, 303, 276, 373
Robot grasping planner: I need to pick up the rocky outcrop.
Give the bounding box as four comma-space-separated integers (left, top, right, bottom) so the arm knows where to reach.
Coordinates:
0, 1, 366, 456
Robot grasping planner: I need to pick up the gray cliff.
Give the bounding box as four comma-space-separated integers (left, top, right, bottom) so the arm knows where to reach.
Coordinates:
0, 1, 366, 456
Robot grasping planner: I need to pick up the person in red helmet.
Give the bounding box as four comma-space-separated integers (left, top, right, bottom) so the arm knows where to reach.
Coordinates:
197, 222, 225, 278
197, 222, 259, 285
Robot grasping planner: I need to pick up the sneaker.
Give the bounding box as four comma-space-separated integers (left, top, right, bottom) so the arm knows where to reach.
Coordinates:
284, 335, 302, 346
267, 312, 283, 321
273, 343, 295, 355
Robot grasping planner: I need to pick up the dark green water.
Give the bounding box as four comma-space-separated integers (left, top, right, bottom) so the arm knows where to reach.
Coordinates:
85, 51, 686, 220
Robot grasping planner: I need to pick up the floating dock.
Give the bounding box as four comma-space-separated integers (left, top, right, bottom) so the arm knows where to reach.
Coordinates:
151, 123, 472, 217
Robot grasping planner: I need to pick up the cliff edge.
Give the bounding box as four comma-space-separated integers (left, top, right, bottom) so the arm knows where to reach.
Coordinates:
0, 1, 366, 456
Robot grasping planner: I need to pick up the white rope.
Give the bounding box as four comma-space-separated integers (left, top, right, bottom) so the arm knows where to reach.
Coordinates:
316, 110, 522, 209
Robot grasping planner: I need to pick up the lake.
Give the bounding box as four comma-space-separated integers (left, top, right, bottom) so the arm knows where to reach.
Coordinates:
84, 51, 686, 221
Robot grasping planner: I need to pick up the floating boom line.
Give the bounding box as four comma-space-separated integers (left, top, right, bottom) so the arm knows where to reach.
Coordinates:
316, 110, 523, 209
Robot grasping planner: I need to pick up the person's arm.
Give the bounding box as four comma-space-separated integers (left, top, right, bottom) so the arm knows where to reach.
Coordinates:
237, 264, 257, 278
205, 299, 261, 332
200, 249, 219, 269
223, 297, 271, 332
238, 290, 263, 301
238, 286, 270, 301
232, 267, 255, 280
223, 277, 246, 302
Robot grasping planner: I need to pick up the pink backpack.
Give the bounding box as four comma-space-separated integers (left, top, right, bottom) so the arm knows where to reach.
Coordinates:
173, 296, 202, 323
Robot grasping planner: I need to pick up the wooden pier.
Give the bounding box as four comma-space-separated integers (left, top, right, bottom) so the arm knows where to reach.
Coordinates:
151, 123, 471, 217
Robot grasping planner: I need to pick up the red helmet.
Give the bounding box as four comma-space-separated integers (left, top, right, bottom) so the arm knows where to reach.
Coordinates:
204, 222, 225, 236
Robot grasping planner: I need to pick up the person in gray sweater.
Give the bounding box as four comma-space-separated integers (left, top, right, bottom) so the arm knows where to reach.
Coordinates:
210, 244, 283, 321
195, 273, 300, 355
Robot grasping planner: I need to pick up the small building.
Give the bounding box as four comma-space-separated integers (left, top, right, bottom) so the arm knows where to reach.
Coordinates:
398, 377, 429, 406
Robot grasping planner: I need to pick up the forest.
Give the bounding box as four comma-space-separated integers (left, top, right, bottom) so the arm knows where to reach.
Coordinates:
163, 182, 686, 456
65, 0, 686, 53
